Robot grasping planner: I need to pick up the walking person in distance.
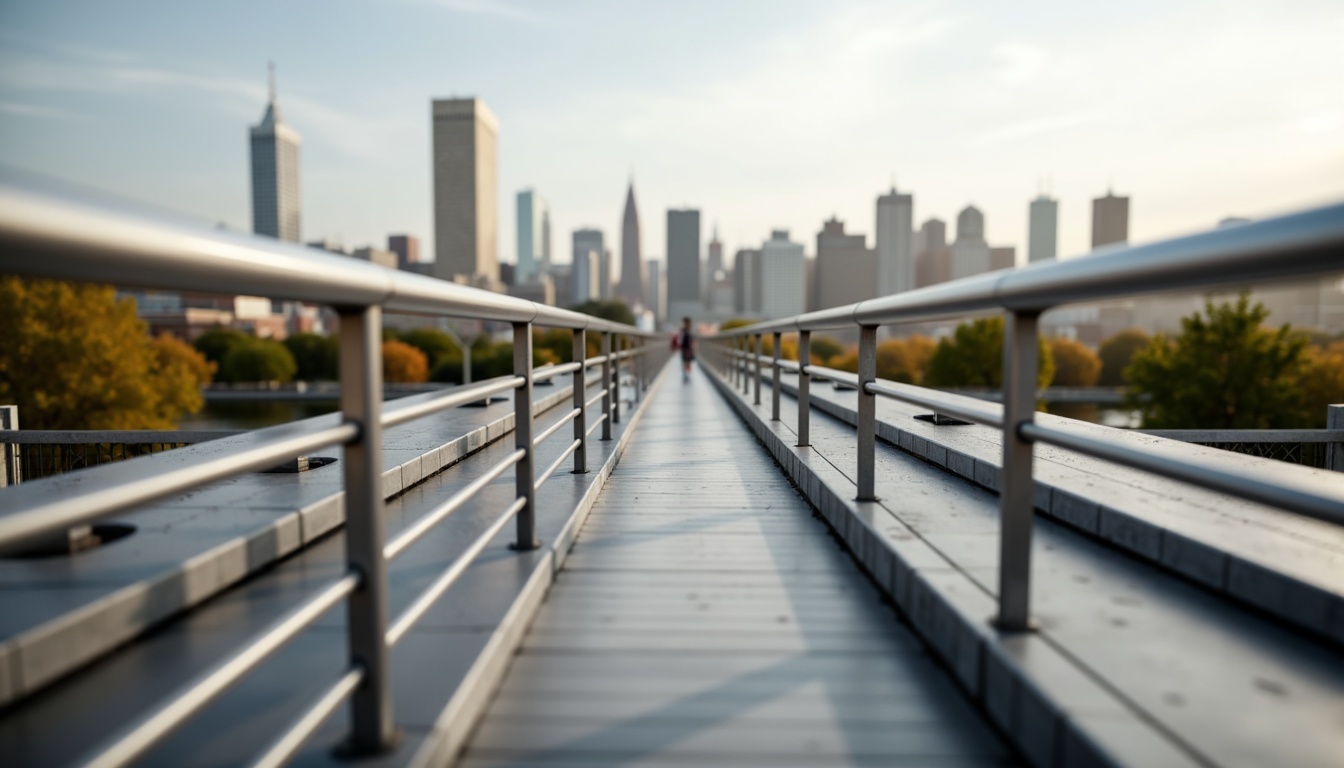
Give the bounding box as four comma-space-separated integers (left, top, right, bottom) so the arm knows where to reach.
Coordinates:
672, 317, 695, 383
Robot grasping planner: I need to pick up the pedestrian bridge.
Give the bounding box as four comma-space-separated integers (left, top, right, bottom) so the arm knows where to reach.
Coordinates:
1, 181, 1343, 767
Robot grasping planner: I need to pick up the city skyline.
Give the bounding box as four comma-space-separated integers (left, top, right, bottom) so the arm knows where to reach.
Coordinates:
1, 1, 1340, 276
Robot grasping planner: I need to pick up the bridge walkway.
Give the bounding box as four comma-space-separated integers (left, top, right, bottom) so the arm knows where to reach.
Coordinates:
458, 369, 1018, 767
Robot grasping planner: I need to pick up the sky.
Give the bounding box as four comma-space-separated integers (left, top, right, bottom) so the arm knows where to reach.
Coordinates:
1, 0, 1342, 277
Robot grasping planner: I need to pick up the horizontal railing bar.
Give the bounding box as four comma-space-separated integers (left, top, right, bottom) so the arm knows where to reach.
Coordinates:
382, 449, 527, 562
0, 430, 243, 444
865, 381, 1004, 428
533, 409, 581, 448
532, 362, 582, 382
0, 180, 657, 337
0, 421, 358, 552
534, 439, 582, 491
386, 496, 527, 646
1138, 429, 1344, 443
585, 390, 608, 411
81, 572, 360, 768
381, 377, 522, 429
586, 413, 607, 438
584, 355, 610, 368
801, 365, 860, 387
247, 666, 364, 768
1019, 422, 1344, 526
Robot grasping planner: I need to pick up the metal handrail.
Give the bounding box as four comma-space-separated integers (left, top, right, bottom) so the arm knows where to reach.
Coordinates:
706, 198, 1344, 633
533, 409, 582, 448
0, 175, 674, 764
535, 439, 583, 491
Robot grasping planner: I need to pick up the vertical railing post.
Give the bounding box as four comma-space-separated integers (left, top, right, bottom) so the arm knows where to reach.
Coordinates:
797, 331, 811, 447
571, 328, 588, 474
512, 322, 539, 550
1327, 404, 1343, 472
634, 338, 643, 403
600, 332, 614, 441
612, 335, 622, 425
337, 306, 394, 753
856, 325, 878, 501
997, 311, 1040, 631
740, 336, 750, 395
0, 405, 19, 487
753, 333, 762, 406
771, 332, 782, 421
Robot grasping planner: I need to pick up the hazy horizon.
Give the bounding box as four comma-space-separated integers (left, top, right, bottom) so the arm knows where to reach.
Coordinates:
2, 0, 1341, 276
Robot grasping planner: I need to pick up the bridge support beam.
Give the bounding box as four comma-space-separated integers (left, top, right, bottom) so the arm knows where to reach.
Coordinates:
753, 334, 762, 406
512, 322, 539, 550
996, 311, 1040, 631
797, 331, 811, 447
856, 326, 878, 501
601, 333, 613, 441
771, 332, 782, 421
337, 305, 395, 753
572, 329, 588, 474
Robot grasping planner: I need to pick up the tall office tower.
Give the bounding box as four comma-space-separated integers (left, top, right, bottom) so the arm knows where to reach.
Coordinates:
1092, 190, 1130, 248
646, 259, 663, 324
759, 230, 806, 319
949, 205, 991, 280
432, 98, 499, 283
571, 251, 600, 304
387, 235, 420, 270
815, 217, 878, 311
733, 249, 761, 315
617, 182, 645, 308
515, 189, 548, 283
250, 65, 301, 242
875, 187, 914, 297
915, 218, 949, 288
707, 225, 724, 279
1028, 196, 1059, 262
666, 209, 701, 319
599, 249, 613, 300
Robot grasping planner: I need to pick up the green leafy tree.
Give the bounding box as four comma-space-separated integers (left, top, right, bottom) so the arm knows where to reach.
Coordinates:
570, 300, 635, 326
283, 333, 339, 381
218, 338, 297, 384
924, 317, 1055, 389
398, 328, 458, 368
809, 336, 845, 366
193, 326, 249, 366
0, 277, 214, 429
1125, 294, 1311, 428
1097, 329, 1150, 386
1049, 338, 1102, 387
719, 318, 755, 331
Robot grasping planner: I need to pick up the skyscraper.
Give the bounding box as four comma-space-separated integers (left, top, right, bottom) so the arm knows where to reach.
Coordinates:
759, 230, 806, 319
515, 189, 549, 284
815, 217, 877, 310
572, 228, 604, 305
1092, 190, 1130, 248
646, 259, 663, 324
387, 235, 420, 270
875, 187, 914, 296
1028, 196, 1059, 262
666, 209, 701, 319
250, 65, 300, 242
733, 249, 761, 315
707, 225, 724, 277
432, 98, 498, 283
915, 218, 949, 287
618, 182, 645, 309
949, 206, 991, 280
599, 249, 613, 300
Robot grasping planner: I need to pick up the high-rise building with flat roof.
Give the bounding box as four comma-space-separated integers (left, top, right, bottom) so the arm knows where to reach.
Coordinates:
1092, 190, 1130, 249
1028, 195, 1058, 262
759, 230, 805, 319
618, 182, 645, 309
733, 249, 761, 315
949, 205, 991, 280
876, 187, 914, 297
250, 66, 301, 242
666, 209, 701, 318
815, 217, 877, 310
515, 189, 549, 284
387, 235, 420, 271
646, 259, 663, 324
915, 218, 949, 287
572, 228, 604, 304
432, 98, 498, 282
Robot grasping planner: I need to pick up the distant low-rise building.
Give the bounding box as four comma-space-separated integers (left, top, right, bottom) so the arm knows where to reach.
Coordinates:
353, 246, 397, 270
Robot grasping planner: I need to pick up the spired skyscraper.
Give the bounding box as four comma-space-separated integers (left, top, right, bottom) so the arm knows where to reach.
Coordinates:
432, 98, 499, 284
618, 182, 645, 309
250, 65, 300, 242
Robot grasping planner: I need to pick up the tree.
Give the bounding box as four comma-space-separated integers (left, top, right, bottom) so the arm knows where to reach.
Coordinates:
0, 277, 214, 429
571, 300, 635, 326
1299, 341, 1344, 428
809, 336, 844, 366
1097, 329, 1150, 386
1049, 338, 1102, 387
924, 317, 1055, 389
193, 326, 249, 366
383, 340, 429, 383
398, 328, 458, 368
719, 318, 755, 331
1125, 293, 1310, 429
284, 333, 339, 381
218, 338, 297, 384
877, 336, 936, 384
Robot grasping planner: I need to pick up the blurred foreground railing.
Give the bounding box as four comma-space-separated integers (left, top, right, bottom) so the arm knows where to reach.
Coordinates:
0, 179, 670, 765
707, 200, 1344, 633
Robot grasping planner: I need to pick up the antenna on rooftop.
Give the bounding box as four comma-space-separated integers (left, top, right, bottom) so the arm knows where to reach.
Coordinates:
268, 61, 276, 101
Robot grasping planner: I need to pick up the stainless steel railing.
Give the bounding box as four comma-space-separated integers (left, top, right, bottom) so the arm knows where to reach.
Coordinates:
706, 199, 1344, 632
0, 178, 670, 765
